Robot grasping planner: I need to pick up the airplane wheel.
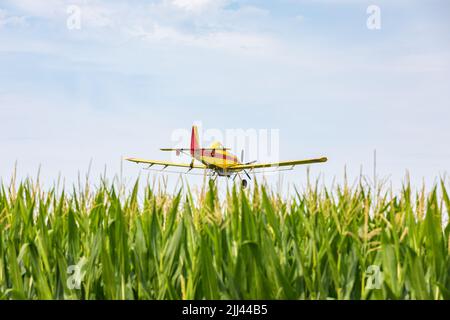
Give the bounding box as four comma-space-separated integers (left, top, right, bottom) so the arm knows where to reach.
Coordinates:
241, 179, 248, 189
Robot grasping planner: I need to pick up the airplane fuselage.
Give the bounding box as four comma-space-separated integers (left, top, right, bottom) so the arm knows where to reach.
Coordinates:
193, 147, 240, 171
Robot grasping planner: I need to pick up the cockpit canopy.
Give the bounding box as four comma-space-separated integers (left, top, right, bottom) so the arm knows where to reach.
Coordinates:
209, 141, 225, 149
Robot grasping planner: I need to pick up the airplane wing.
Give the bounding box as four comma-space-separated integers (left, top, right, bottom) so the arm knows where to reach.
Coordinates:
125, 157, 207, 169
160, 148, 230, 151
228, 157, 328, 171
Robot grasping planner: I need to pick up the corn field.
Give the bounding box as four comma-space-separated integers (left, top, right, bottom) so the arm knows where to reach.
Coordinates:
0, 177, 449, 300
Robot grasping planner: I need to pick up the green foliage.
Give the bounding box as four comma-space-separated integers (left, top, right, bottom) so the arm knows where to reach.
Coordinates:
0, 177, 448, 299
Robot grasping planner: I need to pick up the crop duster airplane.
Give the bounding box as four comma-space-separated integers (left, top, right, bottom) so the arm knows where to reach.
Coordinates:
126, 125, 327, 188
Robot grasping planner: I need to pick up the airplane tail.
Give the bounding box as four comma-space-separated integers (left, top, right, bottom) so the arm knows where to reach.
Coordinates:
190, 125, 200, 156
161, 125, 227, 155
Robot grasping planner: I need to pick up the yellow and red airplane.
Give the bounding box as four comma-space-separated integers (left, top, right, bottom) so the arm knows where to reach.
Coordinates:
126, 125, 327, 188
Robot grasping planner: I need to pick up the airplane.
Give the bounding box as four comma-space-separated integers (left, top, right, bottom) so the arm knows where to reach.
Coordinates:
125, 125, 327, 188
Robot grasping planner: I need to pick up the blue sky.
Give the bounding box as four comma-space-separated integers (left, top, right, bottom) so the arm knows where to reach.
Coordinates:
1, 0, 449, 190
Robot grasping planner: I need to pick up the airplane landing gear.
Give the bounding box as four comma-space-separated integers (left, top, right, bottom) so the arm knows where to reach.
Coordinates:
234, 173, 248, 188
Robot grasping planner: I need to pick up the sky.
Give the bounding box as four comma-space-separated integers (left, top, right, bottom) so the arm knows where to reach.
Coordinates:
0, 0, 449, 192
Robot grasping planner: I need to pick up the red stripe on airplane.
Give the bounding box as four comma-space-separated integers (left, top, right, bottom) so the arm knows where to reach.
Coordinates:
201, 150, 237, 162
190, 127, 198, 156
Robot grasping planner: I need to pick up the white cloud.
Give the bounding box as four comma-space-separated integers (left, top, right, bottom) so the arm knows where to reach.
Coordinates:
5, 0, 116, 28
170, 0, 226, 12
0, 8, 27, 27
5, 0, 66, 19
3, 0, 277, 54
127, 22, 278, 56
78, 4, 115, 28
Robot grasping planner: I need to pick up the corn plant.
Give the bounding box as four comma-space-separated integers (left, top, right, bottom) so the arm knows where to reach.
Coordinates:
0, 176, 448, 299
